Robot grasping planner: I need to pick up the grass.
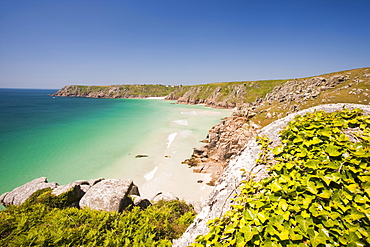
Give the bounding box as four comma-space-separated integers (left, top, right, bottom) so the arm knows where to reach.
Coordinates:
57, 84, 180, 98
168, 79, 287, 106
250, 67, 370, 127
0, 189, 195, 246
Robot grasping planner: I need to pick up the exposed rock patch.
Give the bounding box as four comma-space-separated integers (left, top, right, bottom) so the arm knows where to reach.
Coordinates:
0, 177, 180, 212
79, 179, 139, 212
151, 191, 179, 202
183, 112, 260, 185
0, 177, 58, 206
166, 84, 249, 108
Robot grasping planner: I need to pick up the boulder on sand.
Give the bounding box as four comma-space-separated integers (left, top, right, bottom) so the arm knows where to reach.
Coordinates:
79, 179, 140, 212
151, 191, 179, 202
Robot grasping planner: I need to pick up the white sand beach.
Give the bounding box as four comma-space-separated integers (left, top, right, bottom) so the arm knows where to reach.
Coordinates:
102, 104, 231, 203
146, 96, 167, 99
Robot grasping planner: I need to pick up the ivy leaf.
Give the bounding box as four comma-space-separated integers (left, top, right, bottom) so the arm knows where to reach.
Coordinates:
318, 189, 332, 199
293, 136, 304, 143
257, 212, 268, 223
304, 137, 323, 147
270, 181, 283, 192
350, 208, 365, 221
289, 228, 303, 241
296, 216, 311, 236
352, 149, 370, 158
272, 146, 284, 156
345, 184, 359, 194
325, 145, 342, 157
354, 195, 369, 204
239, 225, 257, 242
296, 148, 308, 158
265, 224, 277, 236
309, 229, 328, 247
305, 160, 320, 169
307, 180, 318, 194
277, 229, 290, 240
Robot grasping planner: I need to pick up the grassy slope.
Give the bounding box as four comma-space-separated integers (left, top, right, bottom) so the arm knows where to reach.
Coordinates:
0, 189, 195, 246
249, 67, 370, 126
57, 68, 369, 105
167, 79, 287, 105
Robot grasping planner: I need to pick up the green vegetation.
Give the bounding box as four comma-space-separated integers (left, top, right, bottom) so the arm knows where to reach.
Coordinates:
57, 84, 180, 98
169, 80, 287, 105
253, 67, 370, 127
193, 108, 370, 246
0, 189, 195, 246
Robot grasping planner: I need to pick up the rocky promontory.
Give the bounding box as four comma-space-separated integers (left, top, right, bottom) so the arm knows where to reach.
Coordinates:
52, 84, 180, 98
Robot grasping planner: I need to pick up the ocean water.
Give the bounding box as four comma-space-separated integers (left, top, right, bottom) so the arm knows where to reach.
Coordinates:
0, 89, 230, 201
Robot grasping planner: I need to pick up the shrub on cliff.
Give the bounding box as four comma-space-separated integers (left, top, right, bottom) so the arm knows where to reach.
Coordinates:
0, 190, 195, 246
193, 108, 370, 246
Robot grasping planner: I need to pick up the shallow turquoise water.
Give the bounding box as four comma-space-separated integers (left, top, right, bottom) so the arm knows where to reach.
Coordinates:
0, 89, 229, 198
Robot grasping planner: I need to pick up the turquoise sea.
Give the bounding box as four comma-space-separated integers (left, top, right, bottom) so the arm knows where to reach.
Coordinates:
0, 89, 230, 202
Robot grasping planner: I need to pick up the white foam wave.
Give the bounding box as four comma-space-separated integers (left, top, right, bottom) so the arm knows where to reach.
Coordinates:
173, 119, 188, 125
144, 166, 158, 181
180, 111, 197, 116
167, 132, 177, 148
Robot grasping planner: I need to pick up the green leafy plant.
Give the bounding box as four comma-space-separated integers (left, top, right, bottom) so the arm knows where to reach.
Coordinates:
193, 108, 370, 246
0, 190, 195, 246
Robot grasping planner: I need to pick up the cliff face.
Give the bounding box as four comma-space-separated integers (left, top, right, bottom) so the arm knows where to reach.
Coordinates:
53, 84, 179, 98
165, 80, 286, 108
183, 68, 370, 185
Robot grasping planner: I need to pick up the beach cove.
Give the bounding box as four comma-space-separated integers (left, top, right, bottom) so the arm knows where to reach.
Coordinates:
0, 89, 231, 203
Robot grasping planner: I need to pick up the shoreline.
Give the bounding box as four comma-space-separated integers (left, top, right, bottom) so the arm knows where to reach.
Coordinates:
96, 102, 231, 204
146, 96, 166, 99
0, 93, 231, 207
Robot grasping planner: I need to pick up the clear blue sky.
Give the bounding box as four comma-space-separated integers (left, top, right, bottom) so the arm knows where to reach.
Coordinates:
0, 0, 369, 89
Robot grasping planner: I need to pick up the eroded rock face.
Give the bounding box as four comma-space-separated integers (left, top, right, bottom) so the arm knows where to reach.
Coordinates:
173, 103, 370, 247
79, 179, 140, 212
0, 177, 58, 206
165, 84, 248, 109
184, 111, 260, 184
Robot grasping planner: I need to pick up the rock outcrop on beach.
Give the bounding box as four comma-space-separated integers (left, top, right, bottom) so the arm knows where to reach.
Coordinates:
173, 103, 370, 246
0, 177, 158, 212
182, 110, 260, 185
52, 84, 179, 98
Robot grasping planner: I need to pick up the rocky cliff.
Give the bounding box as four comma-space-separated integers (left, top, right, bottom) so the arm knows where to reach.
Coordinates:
53, 84, 180, 98
165, 80, 286, 108
183, 68, 370, 185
